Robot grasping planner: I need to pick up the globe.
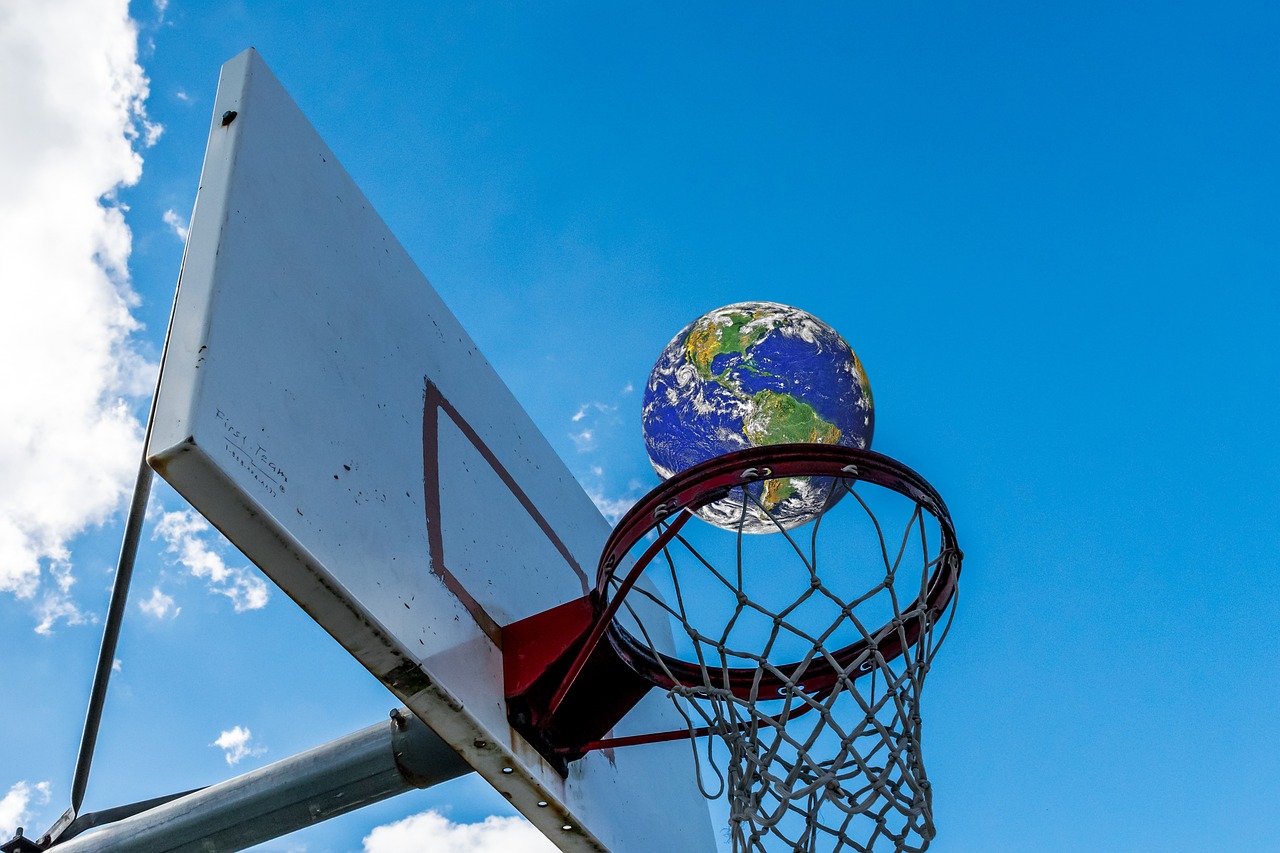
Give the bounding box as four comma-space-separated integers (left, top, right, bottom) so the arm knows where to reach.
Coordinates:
641, 301, 874, 533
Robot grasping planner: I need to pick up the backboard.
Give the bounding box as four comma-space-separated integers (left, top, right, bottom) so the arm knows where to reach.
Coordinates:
147, 49, 716, 852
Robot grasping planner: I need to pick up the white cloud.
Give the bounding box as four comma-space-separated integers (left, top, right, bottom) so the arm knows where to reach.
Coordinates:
567, 386, 647, 520
0, 781, 52, 837
567, 398, 625, 456
31, 559, 93, 635
586, 486, 640, 524
362, 810, 557, 853
571, 401, 617, 423
162, 208, 188, 241
138, 586, 179, 619
212, 726, 266, 766
142, 120, 163, 147
569, 429, 595, 451
0, 0, 156, 631
33, 592, 92, 636
154, 510, 270, 612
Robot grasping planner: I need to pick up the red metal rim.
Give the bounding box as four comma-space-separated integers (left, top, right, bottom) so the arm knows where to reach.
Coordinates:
596, 444, 962, 700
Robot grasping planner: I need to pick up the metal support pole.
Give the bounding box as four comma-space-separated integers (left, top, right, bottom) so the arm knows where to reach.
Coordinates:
43, 459, 154, 846
71, 459, 153, 813
47, 711, 472, 853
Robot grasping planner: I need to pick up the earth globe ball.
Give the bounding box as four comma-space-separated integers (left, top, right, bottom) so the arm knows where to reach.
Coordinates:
641, 301, 874, 533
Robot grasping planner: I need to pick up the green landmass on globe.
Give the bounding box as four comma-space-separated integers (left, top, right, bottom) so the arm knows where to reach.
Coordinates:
642, 301, 874, 533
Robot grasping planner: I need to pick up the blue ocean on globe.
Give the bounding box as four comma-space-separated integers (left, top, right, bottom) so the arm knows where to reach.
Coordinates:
641, 302, 874, 533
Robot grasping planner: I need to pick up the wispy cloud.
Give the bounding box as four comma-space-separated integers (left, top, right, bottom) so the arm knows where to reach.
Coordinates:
566, 383, 648, 521
154, 510, 270, 612
0, 781, 52, 837
0, 0, 156, 632
586, 482, 645, 524
571, 401, 617, 423
362, 810, 557, 853
568, 402, 618, 451
138, 586, 180, 620
29, 558, 93, 635
162, 208, 188, 241
585, 487, 637, 524
212, 726, 266, 766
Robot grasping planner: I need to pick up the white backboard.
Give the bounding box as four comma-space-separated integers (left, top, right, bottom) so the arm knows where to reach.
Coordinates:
147, 49, 715, 853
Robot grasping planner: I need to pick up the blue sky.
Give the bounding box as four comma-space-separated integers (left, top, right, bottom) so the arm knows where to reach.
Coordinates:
2, 1, 1278, 851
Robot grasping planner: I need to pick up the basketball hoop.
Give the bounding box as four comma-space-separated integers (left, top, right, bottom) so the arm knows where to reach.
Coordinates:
504, 444, 962, 852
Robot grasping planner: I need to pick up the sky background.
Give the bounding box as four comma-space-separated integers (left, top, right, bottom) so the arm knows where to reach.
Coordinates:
2, 1, 1278, 851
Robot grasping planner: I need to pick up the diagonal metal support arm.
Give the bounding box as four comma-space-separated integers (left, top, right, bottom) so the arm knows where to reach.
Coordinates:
42, 458, 154, 847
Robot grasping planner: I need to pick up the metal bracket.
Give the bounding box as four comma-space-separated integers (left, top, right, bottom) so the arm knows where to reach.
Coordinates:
1, 829, 42, 853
